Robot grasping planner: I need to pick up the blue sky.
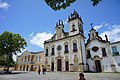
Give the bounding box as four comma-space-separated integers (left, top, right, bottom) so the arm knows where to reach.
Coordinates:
0, 0, 120, 54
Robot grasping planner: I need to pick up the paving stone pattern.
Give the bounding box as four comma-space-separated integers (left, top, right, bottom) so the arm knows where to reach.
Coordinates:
0, 71, 120, 80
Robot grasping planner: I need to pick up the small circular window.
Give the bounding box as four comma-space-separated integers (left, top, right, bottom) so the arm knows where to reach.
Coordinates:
92, 46, 99, 52
57, 45, 62, 51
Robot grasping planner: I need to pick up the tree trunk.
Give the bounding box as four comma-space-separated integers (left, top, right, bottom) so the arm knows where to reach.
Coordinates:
6, 66, 9, 72
6, 53, 10, 73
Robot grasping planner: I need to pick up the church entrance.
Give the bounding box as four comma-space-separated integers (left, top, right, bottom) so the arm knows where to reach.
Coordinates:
57, 59, 62, 71
95, 60, 102, 72
65, 61, 69, 71
51, 62, 54, 71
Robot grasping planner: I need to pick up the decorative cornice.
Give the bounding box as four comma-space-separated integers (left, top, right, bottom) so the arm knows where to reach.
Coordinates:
44, 33, 85, 44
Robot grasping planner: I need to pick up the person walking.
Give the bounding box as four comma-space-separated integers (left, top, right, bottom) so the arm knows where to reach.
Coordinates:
78, 73, 86, 80
42, 67, 45, 74
38, 65, 41, 75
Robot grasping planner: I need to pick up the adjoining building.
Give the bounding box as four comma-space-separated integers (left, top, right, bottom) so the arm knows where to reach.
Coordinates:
85, 28, 116, 72
110, 41, 120, 72
16, 51, 44, 71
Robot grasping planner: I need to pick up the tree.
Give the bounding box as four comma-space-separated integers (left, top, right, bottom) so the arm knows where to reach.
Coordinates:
45, 0, 102, 11
0, 31, 27, 72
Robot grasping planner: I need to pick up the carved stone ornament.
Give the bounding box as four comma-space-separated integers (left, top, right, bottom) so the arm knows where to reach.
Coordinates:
92, 46, 99, 52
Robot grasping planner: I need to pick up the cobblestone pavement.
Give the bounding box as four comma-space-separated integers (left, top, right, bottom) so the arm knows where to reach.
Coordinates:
0, 71, 120, 80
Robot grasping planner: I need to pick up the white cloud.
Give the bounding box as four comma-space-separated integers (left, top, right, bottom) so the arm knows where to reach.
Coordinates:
94, 25, 103, 31
0, 1, 10, 10
29, 32, 34, 37
94, 23, 109, 31
29, 32, 53, 48
100, 24, 120, 42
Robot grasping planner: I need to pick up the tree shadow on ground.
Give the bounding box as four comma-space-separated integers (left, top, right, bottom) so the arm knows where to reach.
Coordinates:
0, 71, 28, 75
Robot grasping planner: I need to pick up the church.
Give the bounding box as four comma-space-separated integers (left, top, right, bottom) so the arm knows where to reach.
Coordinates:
16, 10, 120, 72
43, 10, 119, 72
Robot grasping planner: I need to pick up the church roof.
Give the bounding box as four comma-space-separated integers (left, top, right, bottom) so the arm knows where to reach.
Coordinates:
68, 10, 83, 23
86, 28, 109, 46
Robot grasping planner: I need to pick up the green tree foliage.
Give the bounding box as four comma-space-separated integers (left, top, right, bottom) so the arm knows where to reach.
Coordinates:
0, 31, 27, 72
45, 0, 102, 11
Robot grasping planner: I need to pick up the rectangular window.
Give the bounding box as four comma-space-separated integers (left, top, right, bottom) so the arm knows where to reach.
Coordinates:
118, 63, 120, 66
31, 55, 34, 61
51, 48, 54, 55
87, 50, 91, 58
73, 43, 77, 52
36, 56, 40, 62
102, 48, 107, 57
65, 45, 68, 53
112, 46, 119, 55
28, 55, 30, 61
36, 56, 38, 61
46, 49, 48, 56
25, 56, 27, 62
39, 56, 41, 61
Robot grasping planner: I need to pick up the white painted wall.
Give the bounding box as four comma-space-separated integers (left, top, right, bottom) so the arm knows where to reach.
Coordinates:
110, 42, 120, 72
86, 40, 113, 72
87, 59, 94, 71
102, 57, 112, 72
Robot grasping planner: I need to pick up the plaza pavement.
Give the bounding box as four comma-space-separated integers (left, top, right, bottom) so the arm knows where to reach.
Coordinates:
0, 71, 120, 80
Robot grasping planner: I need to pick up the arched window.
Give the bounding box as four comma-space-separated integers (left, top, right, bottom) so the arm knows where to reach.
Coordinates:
64, 44, 68, 53
46, 49, 48, 56
51, 47, 55, 55
71, 24, 77, 32
73, 43, 77, 52
87, 50, 91, 58
102, 48, 107, 57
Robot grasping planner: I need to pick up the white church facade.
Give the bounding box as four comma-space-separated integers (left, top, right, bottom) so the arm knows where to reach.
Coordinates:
43, 10, 120, 72
44, 10, 86, 72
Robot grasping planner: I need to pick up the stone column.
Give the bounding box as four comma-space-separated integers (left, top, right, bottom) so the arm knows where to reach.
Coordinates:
69, 64, 73, 71
69, 39, 73, 71
54, 59, 57, 71
79, 63, 84, 72
78, 37, 84, 72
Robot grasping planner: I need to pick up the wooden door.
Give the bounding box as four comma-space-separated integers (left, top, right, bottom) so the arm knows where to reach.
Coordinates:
57, 59, 62, 71
65, 61, 69, 71
51, 62, 54, 71
95, 60, 102, 72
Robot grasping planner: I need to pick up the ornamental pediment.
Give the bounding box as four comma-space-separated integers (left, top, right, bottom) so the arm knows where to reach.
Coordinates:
55, 54, 63, 59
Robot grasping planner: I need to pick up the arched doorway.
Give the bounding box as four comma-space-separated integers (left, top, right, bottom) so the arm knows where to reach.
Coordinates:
26, 65, 29, 71
95, 60, 102, 72
20, 65, 22, 71
65, 61, 69, 71
51, 62, 54, 71
31, 65, 34, 71
57, 59, 62, 71
23, 65, 25, 71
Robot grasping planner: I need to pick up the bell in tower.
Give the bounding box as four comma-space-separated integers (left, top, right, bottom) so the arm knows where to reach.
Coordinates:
68, 10, 84, 37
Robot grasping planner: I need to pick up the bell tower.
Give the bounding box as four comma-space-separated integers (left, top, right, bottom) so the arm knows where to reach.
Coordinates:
68, 10, 84, 36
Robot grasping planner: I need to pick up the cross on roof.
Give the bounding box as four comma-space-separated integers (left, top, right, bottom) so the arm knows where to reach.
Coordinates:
90, 23, 93, 28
